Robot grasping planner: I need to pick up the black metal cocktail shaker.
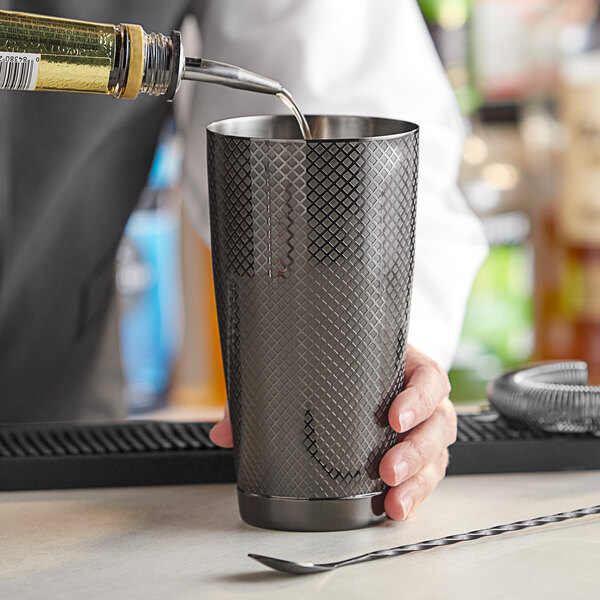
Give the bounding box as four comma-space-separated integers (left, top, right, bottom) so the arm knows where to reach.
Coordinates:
207, 115, 419, 531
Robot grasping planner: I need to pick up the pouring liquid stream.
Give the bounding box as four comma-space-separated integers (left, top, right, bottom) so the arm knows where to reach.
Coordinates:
277, 88, 312, 140
181, 55, 311, 139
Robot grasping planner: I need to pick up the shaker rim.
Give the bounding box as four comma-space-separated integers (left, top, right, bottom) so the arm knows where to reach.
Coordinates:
207, 114, 419, 143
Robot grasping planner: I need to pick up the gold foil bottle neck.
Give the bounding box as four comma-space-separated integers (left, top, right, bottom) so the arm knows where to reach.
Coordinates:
0, 10, 178, 99
0, 9, 116, 94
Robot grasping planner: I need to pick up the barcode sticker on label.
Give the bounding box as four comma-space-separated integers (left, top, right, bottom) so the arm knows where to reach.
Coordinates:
0, 52, 40, 91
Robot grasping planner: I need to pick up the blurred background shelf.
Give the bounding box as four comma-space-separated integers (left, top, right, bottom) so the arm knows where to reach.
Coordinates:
421, 0, 600, 402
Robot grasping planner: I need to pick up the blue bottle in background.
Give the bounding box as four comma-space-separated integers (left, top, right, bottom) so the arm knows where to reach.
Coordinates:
117, 120, 183, 414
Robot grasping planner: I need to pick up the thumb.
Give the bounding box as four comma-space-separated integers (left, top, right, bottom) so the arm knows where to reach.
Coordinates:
209, 403, 233, 448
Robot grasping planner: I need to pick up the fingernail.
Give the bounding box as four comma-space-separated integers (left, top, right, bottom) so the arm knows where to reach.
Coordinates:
399, 410, 415, 432
400, 495, 414, 519
393, 461, 409, 485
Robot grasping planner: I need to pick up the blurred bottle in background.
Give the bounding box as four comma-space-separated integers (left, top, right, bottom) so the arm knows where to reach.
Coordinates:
168, 200, 227, 420
117, 117, 227, 420
116, 118, 183, 414
534, 1, 600, 384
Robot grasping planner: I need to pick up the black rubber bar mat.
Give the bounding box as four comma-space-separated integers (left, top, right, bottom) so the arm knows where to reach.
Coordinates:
0, 412, 598, 491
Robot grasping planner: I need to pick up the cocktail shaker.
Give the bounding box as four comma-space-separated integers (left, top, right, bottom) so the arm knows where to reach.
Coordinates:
207, 115, 419, 531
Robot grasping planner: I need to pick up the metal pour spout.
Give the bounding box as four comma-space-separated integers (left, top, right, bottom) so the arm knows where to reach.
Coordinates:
182, 57, 283, 95
179, 54, 311, 139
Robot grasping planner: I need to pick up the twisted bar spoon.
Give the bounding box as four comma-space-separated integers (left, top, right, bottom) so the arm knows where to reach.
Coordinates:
249, 504, 600, 575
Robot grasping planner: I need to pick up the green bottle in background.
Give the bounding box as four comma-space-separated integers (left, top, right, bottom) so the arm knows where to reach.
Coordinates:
450, 212, 534, 403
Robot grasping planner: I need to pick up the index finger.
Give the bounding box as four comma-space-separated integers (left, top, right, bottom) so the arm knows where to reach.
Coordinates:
388, 348, 451, 433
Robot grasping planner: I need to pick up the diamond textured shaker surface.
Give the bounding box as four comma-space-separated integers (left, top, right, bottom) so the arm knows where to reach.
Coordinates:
207, 128, 418, 498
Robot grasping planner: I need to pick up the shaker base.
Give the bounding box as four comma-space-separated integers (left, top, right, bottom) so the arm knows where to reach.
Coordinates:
238, 489, 386, 531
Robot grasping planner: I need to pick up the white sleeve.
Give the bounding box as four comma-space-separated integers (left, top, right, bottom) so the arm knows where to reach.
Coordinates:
180, 0, 488, 371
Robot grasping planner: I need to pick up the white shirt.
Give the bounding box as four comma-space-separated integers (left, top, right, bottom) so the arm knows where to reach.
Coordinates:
179, 0, 488, 371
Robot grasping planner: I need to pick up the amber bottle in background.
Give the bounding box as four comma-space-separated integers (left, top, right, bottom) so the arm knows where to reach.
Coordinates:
533, 6, 600, 384
534, 205, 600, 384
170, 210, 227, 419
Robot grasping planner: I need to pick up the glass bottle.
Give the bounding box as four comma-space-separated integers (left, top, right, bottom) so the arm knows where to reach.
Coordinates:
0, 9, 285, 101
533, 3, 600, 383
0, 9, 183, 99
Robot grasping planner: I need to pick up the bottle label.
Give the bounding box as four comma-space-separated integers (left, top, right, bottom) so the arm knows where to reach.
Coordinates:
0, 51, 39, 91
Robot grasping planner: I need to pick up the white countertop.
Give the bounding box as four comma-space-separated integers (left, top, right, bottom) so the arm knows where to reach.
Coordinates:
2, 472, 599, 600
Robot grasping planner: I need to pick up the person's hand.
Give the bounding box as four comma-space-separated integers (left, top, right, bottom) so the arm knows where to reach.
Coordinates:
210, 343, 456, 521
210, 402, 233, 448
379, 344, 455, 520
